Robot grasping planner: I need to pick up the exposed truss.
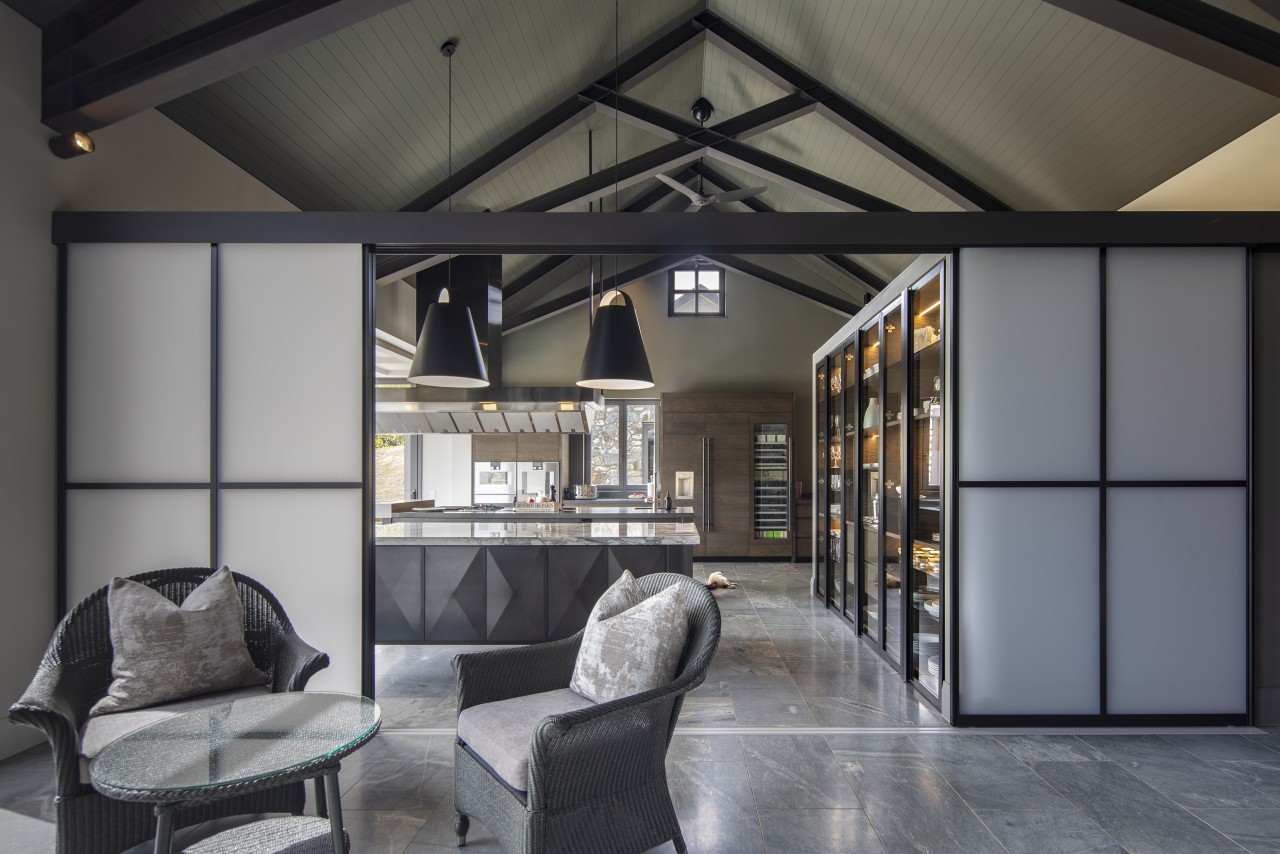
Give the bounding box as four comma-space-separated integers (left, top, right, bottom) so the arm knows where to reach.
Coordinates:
502, 251, 861, 333
688, 161, 886, 297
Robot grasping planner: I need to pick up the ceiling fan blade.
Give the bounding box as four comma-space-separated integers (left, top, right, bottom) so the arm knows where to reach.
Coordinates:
707, 187, 767, 205
685, 202, 703, 213
655, 172, 705, 203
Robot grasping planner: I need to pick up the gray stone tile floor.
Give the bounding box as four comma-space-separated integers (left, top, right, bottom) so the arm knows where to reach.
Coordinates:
3, 562, 1278, 852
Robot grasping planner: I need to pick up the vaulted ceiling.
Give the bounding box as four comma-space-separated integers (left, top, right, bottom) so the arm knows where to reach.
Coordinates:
14, 0, 1280, 322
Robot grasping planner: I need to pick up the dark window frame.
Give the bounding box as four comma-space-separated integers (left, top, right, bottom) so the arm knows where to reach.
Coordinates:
587, 399, 659, 488
668, 262, 726, 317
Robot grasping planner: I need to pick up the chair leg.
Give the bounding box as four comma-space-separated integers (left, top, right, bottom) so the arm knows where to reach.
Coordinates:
454, 812, 470, 848
672, 832, 688, 854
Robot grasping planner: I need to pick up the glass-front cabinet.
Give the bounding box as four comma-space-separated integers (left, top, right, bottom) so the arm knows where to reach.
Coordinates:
909, 273, 944, 700
814, 258, 948, 712
826, 357, 844, 607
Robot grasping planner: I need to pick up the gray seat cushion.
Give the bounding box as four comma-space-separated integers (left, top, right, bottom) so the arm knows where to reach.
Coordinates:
456, 688, 595, 791
80, 685, 271, 782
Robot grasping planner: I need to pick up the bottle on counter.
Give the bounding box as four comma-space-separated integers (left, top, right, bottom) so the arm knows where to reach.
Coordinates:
663, 491, 673, 511
550, 484, 557, 502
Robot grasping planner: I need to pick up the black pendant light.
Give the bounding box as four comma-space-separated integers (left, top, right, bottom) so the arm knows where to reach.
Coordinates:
577, 0, 655, 391
408, 39, 489, 389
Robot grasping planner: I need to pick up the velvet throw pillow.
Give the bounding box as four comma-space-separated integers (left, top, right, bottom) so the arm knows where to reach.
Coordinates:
570, 575, 689, 703
90, 567, 269, 717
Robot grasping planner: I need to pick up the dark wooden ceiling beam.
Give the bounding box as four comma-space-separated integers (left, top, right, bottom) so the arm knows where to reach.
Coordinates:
511, 141, 706, 212
595, 92, 905, 212
693, 9, 1013, 212
502, 166, 694, 301
689, 161, 886, 295
398, 15, 707, 213
43, 0, 413, 133
504, 254, 691, 332
1040, 0, 1280, 98
708, 140, 906, 213
56, 211, 1280, 254
707, 255, 861, 316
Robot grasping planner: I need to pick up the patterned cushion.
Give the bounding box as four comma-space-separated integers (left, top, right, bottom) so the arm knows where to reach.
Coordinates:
456, 688, 596, 791
91, 567, 268, 717
570, 580, 689, 703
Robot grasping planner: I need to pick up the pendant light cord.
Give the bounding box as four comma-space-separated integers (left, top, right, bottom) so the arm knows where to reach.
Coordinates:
444, 41, 455, 294
613, 0, 620, 295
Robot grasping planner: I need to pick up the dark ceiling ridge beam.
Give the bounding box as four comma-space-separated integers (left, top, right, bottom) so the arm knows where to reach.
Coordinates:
502, 165, 695, 302
689, 161, 886, 295
1041, 0, 1280, 98
707, 254, 861, 316
596, 93, 904, 212
398, 14, 707, 213
503, 254, 691, 332
693, 9, 1013, 212
42, 0, 414, 133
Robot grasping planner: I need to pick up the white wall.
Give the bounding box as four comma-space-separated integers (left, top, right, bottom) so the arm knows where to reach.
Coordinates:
502, 267, 848, 479
0, 4, 294, 759
420, 434, 473, 506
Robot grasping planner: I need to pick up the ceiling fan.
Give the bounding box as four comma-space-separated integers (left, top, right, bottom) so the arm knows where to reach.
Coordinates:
655, 97, 767, 212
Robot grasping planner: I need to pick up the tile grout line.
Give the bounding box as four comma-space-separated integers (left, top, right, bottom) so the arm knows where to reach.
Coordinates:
904, 731, 1014, 854
1011, 735, 1249, 853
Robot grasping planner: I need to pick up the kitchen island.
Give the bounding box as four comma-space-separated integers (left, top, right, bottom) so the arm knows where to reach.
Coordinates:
390, 505, 694, 523
374, 519, 699, 644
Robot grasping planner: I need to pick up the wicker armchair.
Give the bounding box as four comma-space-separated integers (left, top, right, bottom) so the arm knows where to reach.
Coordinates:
452, 572, 721, 854
8, 567, 330, 854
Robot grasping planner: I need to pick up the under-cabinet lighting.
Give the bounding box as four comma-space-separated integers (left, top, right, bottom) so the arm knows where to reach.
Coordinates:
917, 299, 941, 317
481, 402, 498, 411
559, 402, 575, 411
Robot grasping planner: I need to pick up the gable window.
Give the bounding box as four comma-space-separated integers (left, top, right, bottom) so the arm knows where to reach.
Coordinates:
669, 262, 725, 316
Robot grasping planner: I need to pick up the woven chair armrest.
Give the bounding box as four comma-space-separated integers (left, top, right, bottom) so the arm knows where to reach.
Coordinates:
9, 665, 87, 797
526, 685, 685, 811
454, 636, 582, 712
272, 632, 330, 693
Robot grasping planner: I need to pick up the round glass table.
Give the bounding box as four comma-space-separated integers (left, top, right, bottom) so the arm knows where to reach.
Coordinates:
90, 692, 380, 854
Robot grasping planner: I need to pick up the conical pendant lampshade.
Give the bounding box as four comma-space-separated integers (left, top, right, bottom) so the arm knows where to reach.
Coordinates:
577, 291, 654, 390
408, 289, 489, 388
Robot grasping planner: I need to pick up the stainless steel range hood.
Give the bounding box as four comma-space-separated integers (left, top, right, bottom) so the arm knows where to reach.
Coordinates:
375, 385, 598, 434
375, 257, 600, 434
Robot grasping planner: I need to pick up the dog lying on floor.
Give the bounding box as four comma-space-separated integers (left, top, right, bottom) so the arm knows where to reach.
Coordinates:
705, 571, 738, 589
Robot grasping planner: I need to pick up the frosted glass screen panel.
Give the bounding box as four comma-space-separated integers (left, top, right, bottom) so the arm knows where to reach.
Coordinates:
220, 489, 362, 693
66, 489, 210, 605
67, 244, 211, 482
1107, 249, 1246, 480
220, 245, 362, 482
959, 488, 1100, 715
1107, 488, 1246, 714
958, 249, 1100, 481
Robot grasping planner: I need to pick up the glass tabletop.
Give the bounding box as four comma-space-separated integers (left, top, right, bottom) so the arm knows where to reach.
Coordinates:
90, 692, 381, 796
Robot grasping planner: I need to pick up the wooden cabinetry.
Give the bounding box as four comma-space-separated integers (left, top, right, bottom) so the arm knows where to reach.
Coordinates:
660, 392, 793, 559
472, 433, 563, 462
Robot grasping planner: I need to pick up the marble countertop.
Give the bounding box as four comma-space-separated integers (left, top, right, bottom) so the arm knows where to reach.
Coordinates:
375, 519, 700, 546
391, 505, 694, 523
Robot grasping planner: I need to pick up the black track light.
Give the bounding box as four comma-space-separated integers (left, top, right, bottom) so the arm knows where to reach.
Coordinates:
49, 132, 95, 159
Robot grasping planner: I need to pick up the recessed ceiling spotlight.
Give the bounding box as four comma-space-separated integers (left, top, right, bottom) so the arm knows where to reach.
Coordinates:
49, 131, 95, 159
